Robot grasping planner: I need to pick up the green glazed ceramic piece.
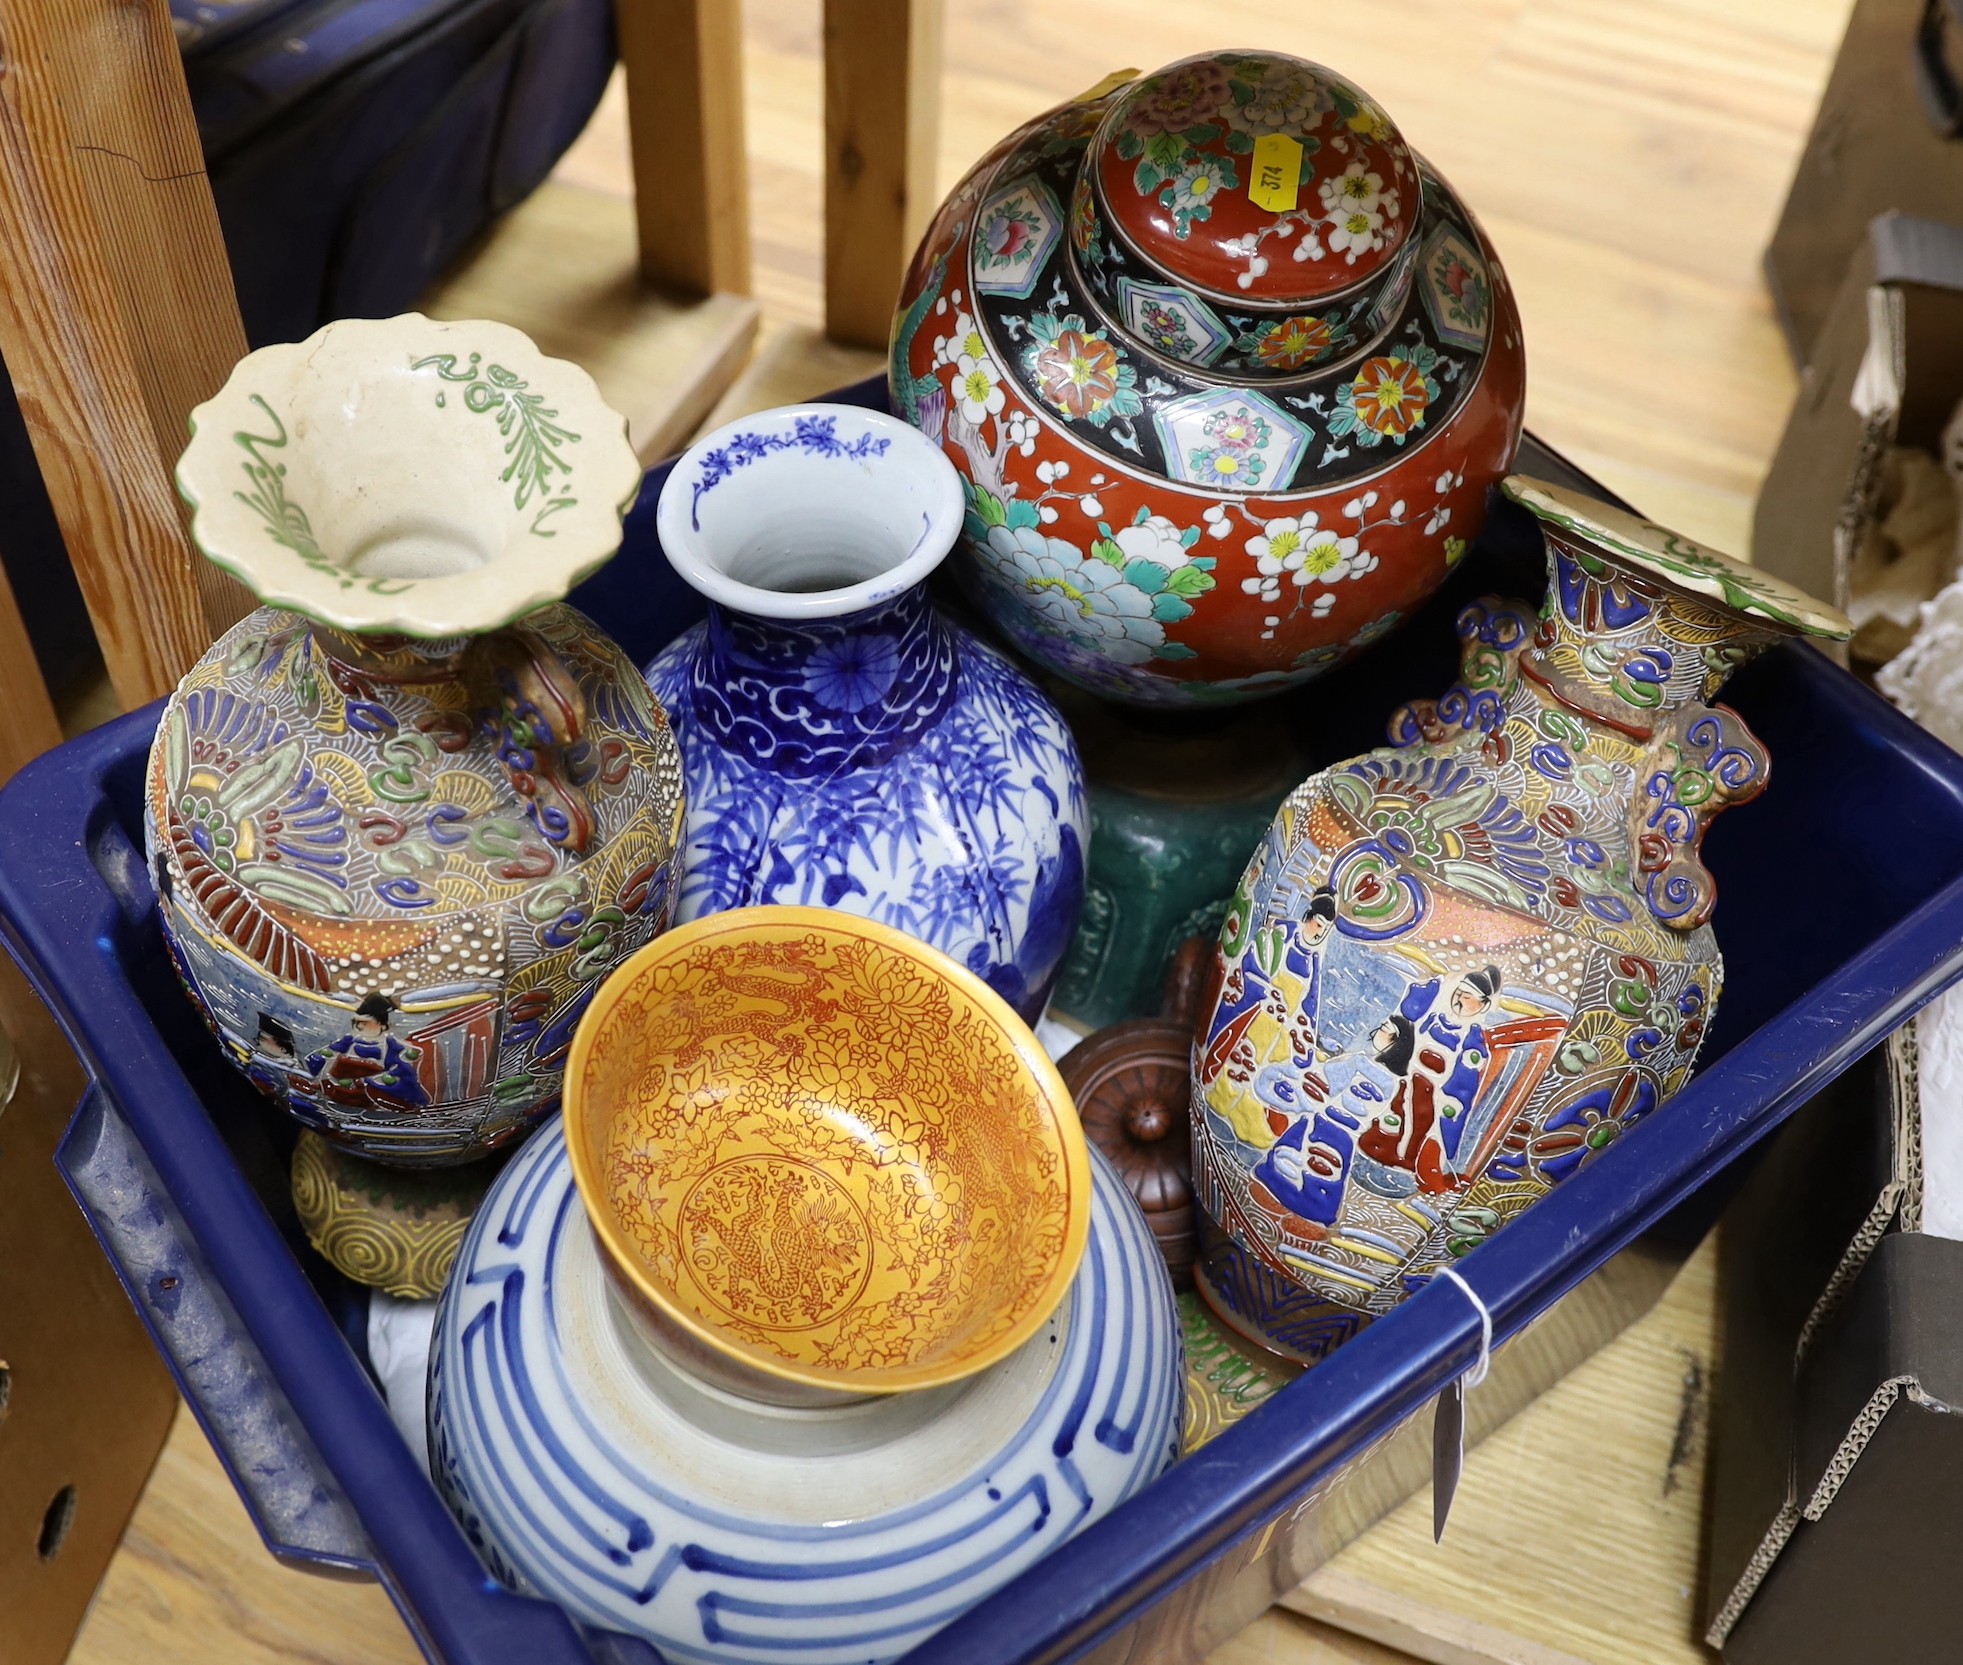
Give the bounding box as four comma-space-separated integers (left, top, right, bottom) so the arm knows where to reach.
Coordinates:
1051, 690, 1305, 1033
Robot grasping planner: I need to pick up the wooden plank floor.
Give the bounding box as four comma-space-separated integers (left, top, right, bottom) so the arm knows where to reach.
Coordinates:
65, 0, 1853, 1659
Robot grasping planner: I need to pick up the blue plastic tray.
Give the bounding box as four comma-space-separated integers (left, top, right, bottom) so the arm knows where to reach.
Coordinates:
6, 384, 1963, 1665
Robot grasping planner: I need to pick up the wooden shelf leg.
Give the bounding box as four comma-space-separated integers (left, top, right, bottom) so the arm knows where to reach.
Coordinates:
621, 0, 754, 299
0, 0, 252, 706
824, 0, 945, 352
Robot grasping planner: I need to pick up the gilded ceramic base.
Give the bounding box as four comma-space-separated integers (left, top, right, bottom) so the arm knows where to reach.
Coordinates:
290, 1131, 501, 1297
1178, 1289, 1301, 1452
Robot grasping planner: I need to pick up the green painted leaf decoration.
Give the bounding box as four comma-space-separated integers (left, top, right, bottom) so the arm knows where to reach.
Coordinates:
967, 483, 1009, 529
234, 861, 352, 914
1090, 537, 1127, 568
231, 397, 349, 589
412, 352, 583, 535
216, 736, 305, 819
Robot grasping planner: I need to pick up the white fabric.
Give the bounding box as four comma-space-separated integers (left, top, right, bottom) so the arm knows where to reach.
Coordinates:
1877, 557, 1963, 1242
1918, 985, 1963, 1242
1877, 574, 1963, 754
366, 1291, 439, 1474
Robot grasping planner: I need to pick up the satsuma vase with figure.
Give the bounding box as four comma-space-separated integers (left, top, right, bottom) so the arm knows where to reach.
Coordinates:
148, 314, 682, 1167
891, 50, 1526, 707
1189, 477, 1851, 1360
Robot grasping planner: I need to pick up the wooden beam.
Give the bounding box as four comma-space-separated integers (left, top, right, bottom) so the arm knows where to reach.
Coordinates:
0, 10, 229, 1645
823, 0, 944, 350
0, 0, 250, 709
620, 0, 752, 298
39, 0, 255, 642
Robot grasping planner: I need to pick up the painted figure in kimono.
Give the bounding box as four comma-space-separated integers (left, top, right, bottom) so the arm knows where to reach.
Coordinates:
306, 994, 431, 1112
1250, 1014, 1416, 1234
244, 1014, 307, 1098
1358, 966, 1498, 1193
1200, 888, 1337, 1147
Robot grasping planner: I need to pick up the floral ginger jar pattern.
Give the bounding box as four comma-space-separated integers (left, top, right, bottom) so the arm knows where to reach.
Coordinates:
891, 51, 1526, 706
149, 314, 681, 1166
647, 405, 1087, 1022
1189, 477, 1852, 1361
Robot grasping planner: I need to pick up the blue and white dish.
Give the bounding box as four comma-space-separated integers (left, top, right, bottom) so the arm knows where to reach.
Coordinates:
428, 1119, 1183, 1665
646, 404, 1088, 1023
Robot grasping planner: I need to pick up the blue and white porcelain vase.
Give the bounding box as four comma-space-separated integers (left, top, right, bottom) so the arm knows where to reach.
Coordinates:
428, 1119, 1183, 1664
647, 404, 1088, 1022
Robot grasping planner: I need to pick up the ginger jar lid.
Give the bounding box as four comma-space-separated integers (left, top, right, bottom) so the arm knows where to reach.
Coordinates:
1081, 51, 1418, 375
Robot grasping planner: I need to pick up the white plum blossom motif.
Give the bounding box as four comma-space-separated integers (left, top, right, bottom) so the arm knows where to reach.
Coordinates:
934, 307, 988, 369
953, 351, 1005, 426
1006, 410, 1039, 457
1239, 515, 1366, 603
1224, 232, 1269, 291
1327, 206, 1385, 261
1311, 593, 1336, 617
1425, 465, 1466, 535
1319, 162, 1388, 219
983, 524, 1166, 665
1202, 503, 1233, 540
1079, 495, 1103, 518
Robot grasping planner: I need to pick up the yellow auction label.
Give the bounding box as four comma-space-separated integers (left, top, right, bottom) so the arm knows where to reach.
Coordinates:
1248, 133, 1303, 213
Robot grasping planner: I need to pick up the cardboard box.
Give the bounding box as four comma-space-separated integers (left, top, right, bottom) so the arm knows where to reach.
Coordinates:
1705, 1032, 1963, 1658
1752, 211, 1963, 657
1767, 0, 1963, 361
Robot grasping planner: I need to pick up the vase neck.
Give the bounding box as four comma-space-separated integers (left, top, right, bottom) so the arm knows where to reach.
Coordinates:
310, 624, 474, 684
1519, 537, 1787, 737
689, 582, 963, 779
